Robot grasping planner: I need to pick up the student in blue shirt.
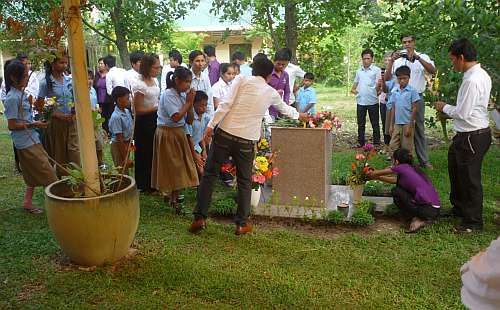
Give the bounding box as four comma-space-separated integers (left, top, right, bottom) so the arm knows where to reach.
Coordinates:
152, 67, 199, 213
185, 91, 210, 177
295, 72, 317, 114
37, 54, 80, 176
109, 86, 133, 174
3, 61, 57, 214
388, 65, 420, 154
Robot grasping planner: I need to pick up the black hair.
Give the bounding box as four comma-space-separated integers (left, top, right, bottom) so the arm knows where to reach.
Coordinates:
4, 60, 26, 94
361, 48, 374, 58
98, 57, 104, 63
304, 72, 314, 80
129, 50, 145, 65
231, 63, 240, 72
188, 50, 204, 65
400, 35, 416, 41
274, 49, 290, 61
203, 45, 216, 57
87, 69, 94, 79
111, 86, 130, 104
220, 63, 233, 75
252, 52, 268, 63
194, 90, 208, 105
166, 66, 192, 89
252, 57, 274, 79
281, 48, 293, 61
393, 148, 429, 180
448, 38, 477, 62
168, 49, 183, 64
103, 54, 116, 68
43, 53, 67, 92
231, 51, 245, 62
395, 65, 411, 77
139, 53, 159, 79
16, 53, 28, 61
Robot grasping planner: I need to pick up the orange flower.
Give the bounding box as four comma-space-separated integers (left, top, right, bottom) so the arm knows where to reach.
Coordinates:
264, 169, 273, 179
351, 163, 357, 171
363, 166, 370, 173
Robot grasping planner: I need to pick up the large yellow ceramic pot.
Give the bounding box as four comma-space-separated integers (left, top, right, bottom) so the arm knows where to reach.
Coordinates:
45, 175, 139, 266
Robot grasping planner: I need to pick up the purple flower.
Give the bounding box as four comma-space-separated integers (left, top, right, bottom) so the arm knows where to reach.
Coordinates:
362, 143, 374, 151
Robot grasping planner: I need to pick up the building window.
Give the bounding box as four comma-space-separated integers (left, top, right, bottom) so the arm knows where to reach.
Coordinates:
229, 44, 252, 61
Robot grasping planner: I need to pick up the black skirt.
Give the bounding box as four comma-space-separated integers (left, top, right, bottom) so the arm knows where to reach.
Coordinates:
134, 111, 157, 191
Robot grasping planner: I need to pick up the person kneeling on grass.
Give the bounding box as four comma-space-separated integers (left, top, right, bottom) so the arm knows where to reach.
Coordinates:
367, 148, 440, 233
3, 60, 57, 214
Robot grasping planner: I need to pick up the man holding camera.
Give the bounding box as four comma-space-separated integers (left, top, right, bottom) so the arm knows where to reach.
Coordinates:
385, 35, 436, 169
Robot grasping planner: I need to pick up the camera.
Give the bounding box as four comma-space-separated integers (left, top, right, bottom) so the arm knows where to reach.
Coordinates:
399, 49, 415, 62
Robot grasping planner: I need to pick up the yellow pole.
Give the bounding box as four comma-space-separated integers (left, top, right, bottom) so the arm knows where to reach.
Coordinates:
64, 0, 101, 196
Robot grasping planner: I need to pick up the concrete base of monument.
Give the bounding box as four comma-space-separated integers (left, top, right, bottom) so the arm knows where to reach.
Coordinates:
253, 184, 394, 219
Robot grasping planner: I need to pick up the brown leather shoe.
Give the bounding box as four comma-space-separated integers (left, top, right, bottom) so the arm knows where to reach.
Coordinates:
189, 218, 206, 233
235, 223, 253, 235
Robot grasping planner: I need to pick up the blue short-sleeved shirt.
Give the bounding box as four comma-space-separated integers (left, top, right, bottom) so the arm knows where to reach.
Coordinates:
89, 87, 98, 110
239, 64, 252, 77
38, 75, 74, 115
109, 106, 133, 142
185, 112, 210, 153
3, 88, 40, 149
296, 86, 317, 114
158, 88, 187, 127
385, 80, 396, 110
392, 84, 420, 125
354, 65, 381, 106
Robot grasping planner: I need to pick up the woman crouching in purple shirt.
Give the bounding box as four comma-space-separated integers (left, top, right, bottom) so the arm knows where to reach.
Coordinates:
368, 148, 440, 233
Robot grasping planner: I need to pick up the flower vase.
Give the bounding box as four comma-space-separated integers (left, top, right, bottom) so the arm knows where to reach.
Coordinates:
250, 186, 262, 207
351, 184, 364, 206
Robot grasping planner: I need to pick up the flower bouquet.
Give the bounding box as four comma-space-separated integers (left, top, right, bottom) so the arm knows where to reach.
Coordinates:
272, 111, 341, 131
346, 144, 376, 204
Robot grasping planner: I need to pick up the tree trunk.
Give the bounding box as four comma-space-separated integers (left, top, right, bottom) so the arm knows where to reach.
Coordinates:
110, 0, 130, 69
284, 1, 298, 63
264, 5, 279, 50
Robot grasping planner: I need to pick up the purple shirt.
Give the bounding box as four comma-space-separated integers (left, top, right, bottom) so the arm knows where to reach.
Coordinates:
391, 164, 441, 206
268, 69, 290, 117
208, 59, 220, 86
96, 74, 107, 103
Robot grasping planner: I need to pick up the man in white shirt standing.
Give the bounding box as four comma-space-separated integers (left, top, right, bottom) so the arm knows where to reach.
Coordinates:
160, 49, 186, 92
435, 38, 492, 233
386, 35, 436, 169
282, 48, 306, 100
124, 50, 144, 91
189, 56, 308, 235
104, 54, 127, 96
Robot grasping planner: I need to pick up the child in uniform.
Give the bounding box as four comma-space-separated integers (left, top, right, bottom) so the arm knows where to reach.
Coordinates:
3, 60, 57, 213
212, 63, 237, 110
185, 91, 210, 177
109, 86, 133, 174
295, 72, 317, 114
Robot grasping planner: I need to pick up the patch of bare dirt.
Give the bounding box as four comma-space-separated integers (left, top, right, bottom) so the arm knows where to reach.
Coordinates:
16, 282, 44, 301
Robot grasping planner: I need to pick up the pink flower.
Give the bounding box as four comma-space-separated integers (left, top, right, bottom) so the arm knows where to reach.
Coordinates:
272, 167, 280, 176
355, 153, 366, 160
363, 143, 373, 151
252, 174, 266, 184
308, 120, 316, 128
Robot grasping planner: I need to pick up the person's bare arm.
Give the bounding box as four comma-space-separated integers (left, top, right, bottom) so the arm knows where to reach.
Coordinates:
351, 83, 358, 95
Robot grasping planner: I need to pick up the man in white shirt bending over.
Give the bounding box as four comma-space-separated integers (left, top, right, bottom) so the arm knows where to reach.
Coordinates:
124, 50, 144, 91
104, 54, 127, 96
435, 38, 492, 233
385, 35, 436, 169
189, 56, 308, 236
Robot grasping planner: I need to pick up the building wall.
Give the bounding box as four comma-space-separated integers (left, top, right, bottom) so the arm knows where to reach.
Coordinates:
201, 35, 263, 63
0, 50, 14, 80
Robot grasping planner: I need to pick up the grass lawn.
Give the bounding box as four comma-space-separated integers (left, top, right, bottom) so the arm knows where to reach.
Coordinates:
0, 87, 499, 308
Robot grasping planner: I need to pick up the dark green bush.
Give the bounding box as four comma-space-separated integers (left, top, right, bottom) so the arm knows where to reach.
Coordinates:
212, 197, 237, 216
326, 210, 345, 224
383, 203, 400, 217
351, 210, 375, 226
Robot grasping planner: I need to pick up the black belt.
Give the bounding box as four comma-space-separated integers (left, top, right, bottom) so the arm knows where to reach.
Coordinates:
456, 127, 490, 137
217, 129, 254, 145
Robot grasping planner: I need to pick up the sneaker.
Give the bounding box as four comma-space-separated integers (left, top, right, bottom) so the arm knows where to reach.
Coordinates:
453, 224, 483, 234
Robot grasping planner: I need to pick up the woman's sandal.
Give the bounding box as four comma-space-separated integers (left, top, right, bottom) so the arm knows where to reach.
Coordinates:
24, 207, 44, 214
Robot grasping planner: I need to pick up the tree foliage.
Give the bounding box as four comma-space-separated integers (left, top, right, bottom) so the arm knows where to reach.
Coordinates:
369, 0, 499, 103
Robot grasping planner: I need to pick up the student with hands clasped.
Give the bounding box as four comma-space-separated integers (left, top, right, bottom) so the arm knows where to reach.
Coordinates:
367, 148, 440, 233
152, 67, 199, 214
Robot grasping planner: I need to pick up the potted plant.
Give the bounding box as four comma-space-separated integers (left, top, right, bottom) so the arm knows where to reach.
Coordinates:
347, 144, 376, 206
250, 138, 278, 207
3, 0, 140, 266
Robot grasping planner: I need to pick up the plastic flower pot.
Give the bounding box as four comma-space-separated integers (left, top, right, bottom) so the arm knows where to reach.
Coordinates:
351, 184, 364, 206
44, 175, 139, 266
251, 186, 262, 207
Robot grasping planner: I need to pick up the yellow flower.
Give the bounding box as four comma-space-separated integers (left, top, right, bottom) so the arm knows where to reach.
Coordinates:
46, 97, 57, 106
255, 156, 269, 172
258, 138, 269, 150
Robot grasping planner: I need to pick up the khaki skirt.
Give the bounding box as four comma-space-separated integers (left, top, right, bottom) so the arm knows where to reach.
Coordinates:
17, 143, 58, 187
46, 117, 80, 176
151, 126, 199, 192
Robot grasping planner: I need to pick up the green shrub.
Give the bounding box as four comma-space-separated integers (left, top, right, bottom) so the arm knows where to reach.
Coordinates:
383, 203, 400, 217
351, 210, 375, 226
326, 210, 345, 224
363, 181, 391, 196
212, 197, 237, 216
